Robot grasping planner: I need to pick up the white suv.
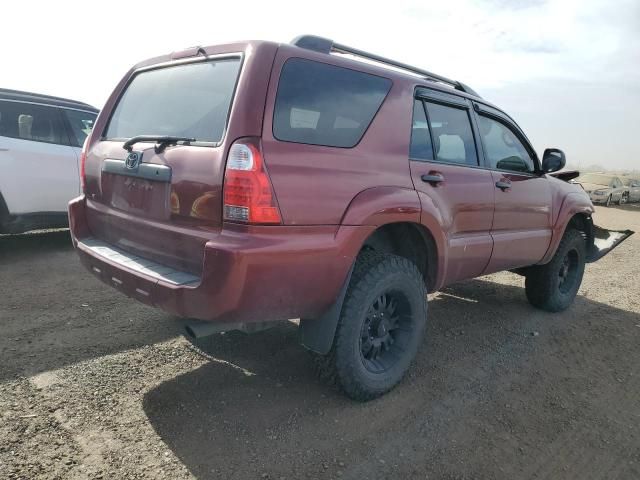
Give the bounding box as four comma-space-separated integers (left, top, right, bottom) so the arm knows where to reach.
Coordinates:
0, 89, 98, 234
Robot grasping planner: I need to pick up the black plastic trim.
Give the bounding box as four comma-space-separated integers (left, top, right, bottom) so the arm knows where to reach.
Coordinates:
299, 263, 355, 354
0, 211, 68, 234
416, 87, 468, 107
102, 159, 172, 182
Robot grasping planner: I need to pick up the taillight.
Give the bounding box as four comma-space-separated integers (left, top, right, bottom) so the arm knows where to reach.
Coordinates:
223, 138, 282, 224
79, 133, 91, 193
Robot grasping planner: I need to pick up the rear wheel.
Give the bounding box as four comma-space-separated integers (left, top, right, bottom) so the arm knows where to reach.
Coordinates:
314, 251, 427, 401
525, 229, 586, 312
605, 194, 612, 207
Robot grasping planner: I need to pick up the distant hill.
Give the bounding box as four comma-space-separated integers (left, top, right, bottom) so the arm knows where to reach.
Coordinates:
564, 163, 639, 176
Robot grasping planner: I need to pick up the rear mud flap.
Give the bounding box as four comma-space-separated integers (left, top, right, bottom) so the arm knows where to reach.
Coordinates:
587, 224, 634, 263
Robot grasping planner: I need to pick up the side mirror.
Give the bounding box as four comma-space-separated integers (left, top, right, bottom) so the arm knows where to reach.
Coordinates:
541, 148, 566, 173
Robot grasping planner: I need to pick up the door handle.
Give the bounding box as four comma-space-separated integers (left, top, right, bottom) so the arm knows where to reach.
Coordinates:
421, 173, 444, 185
0, 148, 9, 152
495, 180, 511, 191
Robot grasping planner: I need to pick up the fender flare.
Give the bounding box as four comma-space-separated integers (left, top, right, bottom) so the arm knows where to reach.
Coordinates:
343, 186, 446, 287
340, 186, 421, 226
538, 192, 594, 264
299, 186, 441, 353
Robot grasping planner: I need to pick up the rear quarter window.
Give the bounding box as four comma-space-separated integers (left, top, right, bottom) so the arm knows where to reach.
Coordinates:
105, 58, 242, 144
273, 58, 392, 148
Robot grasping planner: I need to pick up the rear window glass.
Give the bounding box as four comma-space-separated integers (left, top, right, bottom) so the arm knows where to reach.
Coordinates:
105, 58, 241, 143
273, 58, 392, 148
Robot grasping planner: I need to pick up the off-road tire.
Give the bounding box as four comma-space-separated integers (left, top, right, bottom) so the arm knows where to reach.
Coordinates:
605, 195, 612, 207
313, 251, 427, 401
525, 229, 586, 312
618, 193, 628, 205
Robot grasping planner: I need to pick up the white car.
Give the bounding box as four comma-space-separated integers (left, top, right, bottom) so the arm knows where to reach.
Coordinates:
0, 89, 98, 233
622, 177, 640, 203
575, 173, 628, 207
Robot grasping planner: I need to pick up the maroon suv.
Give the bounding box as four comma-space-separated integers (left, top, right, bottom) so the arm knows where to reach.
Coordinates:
69, 35, 633, 400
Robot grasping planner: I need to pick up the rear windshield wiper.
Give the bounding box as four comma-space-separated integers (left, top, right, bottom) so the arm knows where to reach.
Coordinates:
123, 135, 196, 154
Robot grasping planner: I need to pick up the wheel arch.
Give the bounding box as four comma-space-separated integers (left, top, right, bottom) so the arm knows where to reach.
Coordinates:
300, 186, 442, 354
361, 221, 438, 292
539, 192, 594, 265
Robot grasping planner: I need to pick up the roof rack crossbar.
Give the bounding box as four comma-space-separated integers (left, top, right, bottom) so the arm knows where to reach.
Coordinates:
290, 35, 481, 98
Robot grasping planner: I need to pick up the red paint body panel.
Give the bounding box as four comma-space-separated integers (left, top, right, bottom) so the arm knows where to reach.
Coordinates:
69, 39, 600, 325
483, 171, 553, 273
261, 46, 416, 226
539, 185, 595, 264
410, 162, 494, 286
71, 197, 373, 322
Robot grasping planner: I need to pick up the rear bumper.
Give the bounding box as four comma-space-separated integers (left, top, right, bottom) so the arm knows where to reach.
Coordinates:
69, 196, 371, 323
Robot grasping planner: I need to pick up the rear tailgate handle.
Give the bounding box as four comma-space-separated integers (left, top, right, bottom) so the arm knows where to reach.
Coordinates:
495, 179, 512, 191
421, 173, 445, 185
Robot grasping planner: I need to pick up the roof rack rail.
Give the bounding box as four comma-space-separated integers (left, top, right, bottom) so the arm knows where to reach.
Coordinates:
290, 35, 481, 98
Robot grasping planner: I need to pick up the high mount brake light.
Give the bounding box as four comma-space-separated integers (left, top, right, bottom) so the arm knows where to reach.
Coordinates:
223, 139, 282, 224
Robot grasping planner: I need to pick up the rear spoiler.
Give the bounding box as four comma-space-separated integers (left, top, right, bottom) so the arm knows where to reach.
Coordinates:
587, 225, 634, 263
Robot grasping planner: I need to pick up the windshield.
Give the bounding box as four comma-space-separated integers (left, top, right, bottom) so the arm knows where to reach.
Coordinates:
105, 58, 241, 144
621, 178, 636, 186
578, 174, 613, 187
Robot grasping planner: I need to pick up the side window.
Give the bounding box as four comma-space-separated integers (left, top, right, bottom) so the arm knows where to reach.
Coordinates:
63, 109, 97, 147
273, 58, 392, 148
0, 100, 66, 145
410, 99, 433, 160
477, 114, 535, 173
424, 102, 478, 166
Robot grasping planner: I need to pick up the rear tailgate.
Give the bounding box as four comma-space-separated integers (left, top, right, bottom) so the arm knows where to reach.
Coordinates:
82, 42, 276, 274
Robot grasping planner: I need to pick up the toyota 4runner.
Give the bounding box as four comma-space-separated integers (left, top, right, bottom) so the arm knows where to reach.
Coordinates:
69, 35, 633, 400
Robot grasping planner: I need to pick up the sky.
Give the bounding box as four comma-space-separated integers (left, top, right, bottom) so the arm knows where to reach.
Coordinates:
2, 0, 638, 170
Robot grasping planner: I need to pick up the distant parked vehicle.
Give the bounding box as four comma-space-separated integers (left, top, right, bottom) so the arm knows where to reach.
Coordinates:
0, 89, 98, 234
575, 173, 628, 206
622, 177, 640, 203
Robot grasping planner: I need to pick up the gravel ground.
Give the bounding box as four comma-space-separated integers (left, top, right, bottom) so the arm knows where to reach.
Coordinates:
1, 205, 639, 480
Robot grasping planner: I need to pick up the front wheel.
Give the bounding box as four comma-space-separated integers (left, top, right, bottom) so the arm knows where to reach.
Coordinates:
314, 251, 427, 401
618, 193, 628, 205
605, 195, 612, 207
525, 229, 586, 312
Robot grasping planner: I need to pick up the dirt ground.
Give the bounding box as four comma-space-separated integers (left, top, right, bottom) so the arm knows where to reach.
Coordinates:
1, 205, 639, 480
